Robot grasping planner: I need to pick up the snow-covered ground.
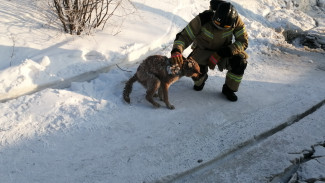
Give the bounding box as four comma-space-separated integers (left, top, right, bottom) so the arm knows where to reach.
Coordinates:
0, 0, 324, 182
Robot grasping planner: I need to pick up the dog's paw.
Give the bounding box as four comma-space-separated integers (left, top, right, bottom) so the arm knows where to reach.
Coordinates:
167, 104, 175, 110
152, 103, 161, 108
123, 96, 130, 103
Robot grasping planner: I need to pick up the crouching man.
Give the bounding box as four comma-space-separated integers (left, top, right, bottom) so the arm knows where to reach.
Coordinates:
170, 0, 248, 101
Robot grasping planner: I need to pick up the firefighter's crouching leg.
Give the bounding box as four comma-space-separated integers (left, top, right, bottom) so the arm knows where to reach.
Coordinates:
223, 53, 247, 101
225, 72, 243, 92
225, 53, 247, 91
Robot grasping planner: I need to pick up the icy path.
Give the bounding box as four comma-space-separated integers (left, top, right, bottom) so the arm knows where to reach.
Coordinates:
0, 47, 324, 182
167, 103, 325, 183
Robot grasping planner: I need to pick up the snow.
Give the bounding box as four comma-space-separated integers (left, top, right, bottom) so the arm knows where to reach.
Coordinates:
0, 0, 324, 182
298, 158, 325, 181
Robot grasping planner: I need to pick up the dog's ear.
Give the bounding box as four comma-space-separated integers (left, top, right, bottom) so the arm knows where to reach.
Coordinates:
186, 57, 195, 68
188, 62, 193, 68
186, 57, 201, 74
192, 61, 201, 74
195, 65, 201, 74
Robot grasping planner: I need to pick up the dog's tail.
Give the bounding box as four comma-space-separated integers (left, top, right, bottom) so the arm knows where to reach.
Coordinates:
123, 74, 138, 103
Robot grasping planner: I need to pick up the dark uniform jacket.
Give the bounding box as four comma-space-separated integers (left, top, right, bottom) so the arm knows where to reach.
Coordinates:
172, 10, 248, 66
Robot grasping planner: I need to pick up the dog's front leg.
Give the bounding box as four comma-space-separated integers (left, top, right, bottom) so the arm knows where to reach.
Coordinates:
161, 83, 175, 110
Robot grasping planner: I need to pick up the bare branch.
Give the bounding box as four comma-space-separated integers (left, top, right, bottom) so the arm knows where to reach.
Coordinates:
51, 0, 135, 35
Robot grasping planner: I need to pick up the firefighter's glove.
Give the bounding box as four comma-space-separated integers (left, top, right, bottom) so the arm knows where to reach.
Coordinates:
168, 52, 183, 75
208, 52, 221, 70
217, 46, 233, 58
171, 52, 184, 66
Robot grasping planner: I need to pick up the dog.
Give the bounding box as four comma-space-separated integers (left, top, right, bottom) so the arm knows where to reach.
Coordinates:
123, 55, 201, 109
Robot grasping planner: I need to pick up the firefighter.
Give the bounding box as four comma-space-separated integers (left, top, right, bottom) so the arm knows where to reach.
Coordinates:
170, 0, 248, 102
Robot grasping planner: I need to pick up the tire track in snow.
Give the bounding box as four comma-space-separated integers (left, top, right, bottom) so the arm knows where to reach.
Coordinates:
157, 98, 325, 183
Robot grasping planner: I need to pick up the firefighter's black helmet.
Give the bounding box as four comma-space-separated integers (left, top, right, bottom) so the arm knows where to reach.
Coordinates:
211, 1, 238, 29
210, 0, 225, 10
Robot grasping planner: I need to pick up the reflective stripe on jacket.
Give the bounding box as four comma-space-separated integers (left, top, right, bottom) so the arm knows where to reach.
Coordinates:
172, 10, 248, 65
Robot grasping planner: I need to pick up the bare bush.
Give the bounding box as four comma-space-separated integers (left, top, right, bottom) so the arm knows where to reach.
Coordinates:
51, 0, 134, 35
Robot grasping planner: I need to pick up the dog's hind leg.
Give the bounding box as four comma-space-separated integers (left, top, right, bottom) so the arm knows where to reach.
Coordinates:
153, 92, 159, 98
158, 87, 163, 101
161, 83, 175, 110
145, 77, 161, 108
